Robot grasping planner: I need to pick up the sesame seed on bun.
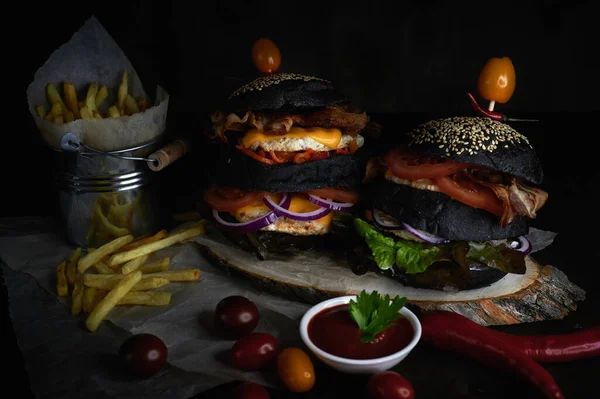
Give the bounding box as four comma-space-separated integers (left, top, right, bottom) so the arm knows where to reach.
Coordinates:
225, 72, 348, 113
407, 117, 543, 184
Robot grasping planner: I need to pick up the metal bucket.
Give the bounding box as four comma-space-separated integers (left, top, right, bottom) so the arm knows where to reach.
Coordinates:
51, 136, 162, 249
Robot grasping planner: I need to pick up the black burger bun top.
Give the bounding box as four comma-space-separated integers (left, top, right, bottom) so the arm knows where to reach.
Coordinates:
370, 177, 529, 241
407, 117, 543, 184
224, 72, 348, 113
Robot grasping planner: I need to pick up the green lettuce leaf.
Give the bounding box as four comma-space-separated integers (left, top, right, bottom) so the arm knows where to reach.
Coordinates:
395, 240, 443, 274
354, 218, 396, 269
467, 242, 526, 274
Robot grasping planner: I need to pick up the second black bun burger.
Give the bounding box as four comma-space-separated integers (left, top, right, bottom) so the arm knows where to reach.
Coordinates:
352, 116, 549, 292
203, 72, 377, 258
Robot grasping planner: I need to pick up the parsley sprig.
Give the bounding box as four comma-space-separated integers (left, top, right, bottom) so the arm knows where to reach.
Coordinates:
348, 290, 408, 343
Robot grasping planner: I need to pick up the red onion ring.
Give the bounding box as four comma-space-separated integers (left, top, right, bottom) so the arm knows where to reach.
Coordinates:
213, 194, 290, 233
372, 208, 403, 230
306, 194, 354, 211
491, 236, 532, 254
401, 223, 450, 244
263, 195, 330, 221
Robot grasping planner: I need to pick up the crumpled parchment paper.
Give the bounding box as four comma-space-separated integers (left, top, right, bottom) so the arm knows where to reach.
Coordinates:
0, 217, 557, 398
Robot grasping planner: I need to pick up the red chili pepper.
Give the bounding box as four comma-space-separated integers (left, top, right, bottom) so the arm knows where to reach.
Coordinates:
420, 311, 565, 399
423, 310, 600, 363
467, 92, 538, 122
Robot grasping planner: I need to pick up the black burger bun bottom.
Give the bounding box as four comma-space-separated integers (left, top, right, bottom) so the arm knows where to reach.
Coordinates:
224, 73, 348, 113
408, 117, 544, 184
369, 177, 529, 242
211, 143, 372, 193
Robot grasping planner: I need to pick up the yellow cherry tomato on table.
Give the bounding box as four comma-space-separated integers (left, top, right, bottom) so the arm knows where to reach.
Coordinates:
276, 347, 315, 393
252, 38, 281, 74
477, 57, 516, 104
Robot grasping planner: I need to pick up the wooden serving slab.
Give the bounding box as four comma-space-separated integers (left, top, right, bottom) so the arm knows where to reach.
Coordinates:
194, 232, 585, 326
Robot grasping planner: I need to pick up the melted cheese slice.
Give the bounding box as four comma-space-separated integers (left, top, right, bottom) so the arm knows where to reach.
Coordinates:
233, 194, 333, 228
241, 127, 342, 150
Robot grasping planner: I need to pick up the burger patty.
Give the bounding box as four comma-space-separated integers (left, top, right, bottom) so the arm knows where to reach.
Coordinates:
214, 148, 367, 192
369, 177, 529, 241
246, 133, 364, 153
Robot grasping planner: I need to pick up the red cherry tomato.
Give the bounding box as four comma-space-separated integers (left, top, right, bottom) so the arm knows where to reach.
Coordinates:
252, 38, 281, 74
231, 332, 280, 371
232, 382, 271, 399
214, 295, 260, 339
367, 371, 415, 399
119, 334, 168, 377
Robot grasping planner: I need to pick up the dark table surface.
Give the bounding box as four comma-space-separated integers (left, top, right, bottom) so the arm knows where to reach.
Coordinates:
4, 112, 600, 398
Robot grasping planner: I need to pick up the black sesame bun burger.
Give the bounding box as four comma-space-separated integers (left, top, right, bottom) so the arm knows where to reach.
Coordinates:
203, 72, 378, 259
351, 116, 549, 292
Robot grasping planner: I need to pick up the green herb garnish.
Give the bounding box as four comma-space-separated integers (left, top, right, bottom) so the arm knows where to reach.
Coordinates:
348, 290, 408, 343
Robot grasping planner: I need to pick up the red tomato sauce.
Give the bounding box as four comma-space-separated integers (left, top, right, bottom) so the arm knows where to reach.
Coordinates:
307, 304, 414, 360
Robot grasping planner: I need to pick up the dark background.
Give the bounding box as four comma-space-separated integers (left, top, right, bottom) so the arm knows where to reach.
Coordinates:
5, 0, 600, 398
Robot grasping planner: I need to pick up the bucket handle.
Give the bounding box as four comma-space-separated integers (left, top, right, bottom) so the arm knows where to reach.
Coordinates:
61, 133, 189, 172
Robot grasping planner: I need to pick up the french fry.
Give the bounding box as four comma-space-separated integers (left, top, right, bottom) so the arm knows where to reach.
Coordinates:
108, 105, 120, 118
84, 268, 200, 282
119, 230, 167, 252
137, 97, 150, 112
63, 82, 81, 119
46, 83, 65, 109
146, 269, 200, 282
85, 270, 142, 332
125, 94, 139, 115
94, 205, 130, 237
78, 234, 134, 274
65, 110, 75, 123
93, 111, 103, 119
93, 261, 116, 274
82, 286, 98, 313
95, 85, 108, 108
80, 105, 92, 119
139, 257, 170, 274
35, 104, 47, 118
85, 276, 169, 291
92, 289, 107, 308
79, 100, 86, 108
44, 113, 53, 122
118, 71, 128, 113
71, 280, 84, 316
66, 247, 82, 285
108, 225, 206, 267
118, 291, 172, 306
120, 254, 149, 275
56, 261, 69, 297
53, 115, 64, 124
86, 83, 99, 113
50, 101, 64, 117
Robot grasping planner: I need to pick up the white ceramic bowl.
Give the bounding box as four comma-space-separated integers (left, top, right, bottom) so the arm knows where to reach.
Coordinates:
299, 295, 421, 374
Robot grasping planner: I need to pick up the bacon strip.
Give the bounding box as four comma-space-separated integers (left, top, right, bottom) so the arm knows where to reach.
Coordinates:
466, 173, 548, 226
211, 105, 368, 141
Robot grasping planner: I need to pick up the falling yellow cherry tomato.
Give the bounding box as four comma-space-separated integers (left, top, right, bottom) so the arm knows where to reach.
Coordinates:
477, 57, 516, 104
252, 38, 281, 74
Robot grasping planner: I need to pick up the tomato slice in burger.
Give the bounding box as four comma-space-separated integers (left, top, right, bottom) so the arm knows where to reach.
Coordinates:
204, 186, 267, 213
434, 175, 504, 217
304, 188, 359, 204
383, 146, 469, 181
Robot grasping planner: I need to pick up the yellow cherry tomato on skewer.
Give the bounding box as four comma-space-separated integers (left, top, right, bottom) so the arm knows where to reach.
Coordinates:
477, 57, 516, 111
252, 38, 281, 74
